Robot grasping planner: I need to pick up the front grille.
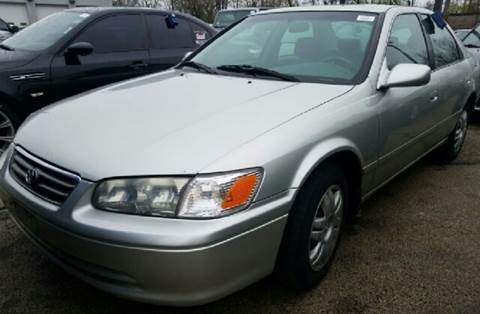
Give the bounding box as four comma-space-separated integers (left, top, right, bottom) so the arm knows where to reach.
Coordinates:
9, 147, 79, 205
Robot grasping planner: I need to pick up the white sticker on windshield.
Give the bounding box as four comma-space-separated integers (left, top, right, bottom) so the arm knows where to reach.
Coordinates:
79, 13, 90, 18
357, 15, 375, 22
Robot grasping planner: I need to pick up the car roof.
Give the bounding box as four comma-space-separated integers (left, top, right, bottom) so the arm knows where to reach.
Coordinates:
66, 7, 171, 14
256, 4, 431, 15
64, 7, 214, 30
218, 7, 264, 12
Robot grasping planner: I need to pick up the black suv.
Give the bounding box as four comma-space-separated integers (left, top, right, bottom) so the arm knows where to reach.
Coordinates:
0, 8, 215, 152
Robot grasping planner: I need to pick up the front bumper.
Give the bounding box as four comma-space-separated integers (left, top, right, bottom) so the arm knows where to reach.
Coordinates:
0, 148, 293, 306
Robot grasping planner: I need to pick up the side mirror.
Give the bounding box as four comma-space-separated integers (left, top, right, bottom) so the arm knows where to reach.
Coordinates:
8, 24, 19, 33
65, 42, 94, 56
382, 64, 431, 89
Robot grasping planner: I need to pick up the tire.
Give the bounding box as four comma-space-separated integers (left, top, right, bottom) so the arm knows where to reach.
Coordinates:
0, 102, 20, 154
470, 102, 480, 124
434, 108, 468, 163
276, 161, 349, 290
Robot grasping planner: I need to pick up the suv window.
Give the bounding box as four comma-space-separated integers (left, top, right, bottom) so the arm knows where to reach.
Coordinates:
420, 14, 460, 68
75, 14, 146, 53
386, 14, 429, 70
147, 15, 195, 49
189, 22, 212, 46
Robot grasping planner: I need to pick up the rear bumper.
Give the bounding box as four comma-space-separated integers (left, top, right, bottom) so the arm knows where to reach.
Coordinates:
0, 148, 293, 306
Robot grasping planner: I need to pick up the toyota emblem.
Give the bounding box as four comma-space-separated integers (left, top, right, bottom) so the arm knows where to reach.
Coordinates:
25, 168, 39, 185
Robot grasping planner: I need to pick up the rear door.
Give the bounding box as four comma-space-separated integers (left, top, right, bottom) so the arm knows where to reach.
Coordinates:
146, 14, 209, 73
419, 14, 471, 145
50, 13, 149, 102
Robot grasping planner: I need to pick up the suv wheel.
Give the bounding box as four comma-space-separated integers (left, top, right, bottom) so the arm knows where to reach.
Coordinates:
276, 161, 348, 289
0, 103, 19, 154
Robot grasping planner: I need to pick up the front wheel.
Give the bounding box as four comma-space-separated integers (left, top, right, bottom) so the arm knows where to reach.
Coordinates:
0, 103, 19, 154
276, 161, 348, 289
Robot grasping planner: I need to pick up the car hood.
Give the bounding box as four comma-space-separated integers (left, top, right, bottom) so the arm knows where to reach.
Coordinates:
0, 48, 37, 70
15, 70, 353, 180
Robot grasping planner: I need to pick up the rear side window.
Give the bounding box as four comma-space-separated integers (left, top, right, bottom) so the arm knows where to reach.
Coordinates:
189, 22, 212, 46
147, 15, 195, 49
75, 14, 146, 53
386, 14, 429, 70
420, 14, 460, 68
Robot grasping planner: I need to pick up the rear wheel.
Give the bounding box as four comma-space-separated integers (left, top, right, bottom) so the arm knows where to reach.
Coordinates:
434, 109, 468, 163
276, 161, 348, 289
0, 103, 19, 154
471, 101, 480, 123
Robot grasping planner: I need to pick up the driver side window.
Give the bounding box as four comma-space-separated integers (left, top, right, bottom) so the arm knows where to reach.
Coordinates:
386, 14, 429, 70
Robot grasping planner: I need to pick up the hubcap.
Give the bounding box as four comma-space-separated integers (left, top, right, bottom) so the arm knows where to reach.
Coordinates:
309, 185, 343, 271
453, 110, 468, 153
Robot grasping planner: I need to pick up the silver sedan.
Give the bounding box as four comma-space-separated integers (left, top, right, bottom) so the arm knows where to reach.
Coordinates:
0, 5, 476, 306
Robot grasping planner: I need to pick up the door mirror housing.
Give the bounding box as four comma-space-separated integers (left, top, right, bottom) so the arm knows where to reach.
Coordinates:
66, 42, 94, 56
382, 64, 431, 89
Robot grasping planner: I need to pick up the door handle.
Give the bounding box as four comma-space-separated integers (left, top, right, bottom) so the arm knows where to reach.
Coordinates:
130, 61, 148, 70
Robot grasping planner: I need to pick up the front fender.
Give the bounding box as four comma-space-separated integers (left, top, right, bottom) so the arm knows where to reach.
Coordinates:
291, 137, 364, 189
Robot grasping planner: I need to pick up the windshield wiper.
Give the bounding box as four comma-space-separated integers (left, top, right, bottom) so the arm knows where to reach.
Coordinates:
0, 44, 14, 51
464, 43, 480, 49
177, 60, 217, 74
217, 64, 300, 82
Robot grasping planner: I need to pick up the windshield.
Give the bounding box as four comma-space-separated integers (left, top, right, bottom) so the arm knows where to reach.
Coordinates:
214, 10, 255, 28
3, 11, 89, 51
193, 12, 378, 84
463, 31, 480, 47
456, 29, 471, 40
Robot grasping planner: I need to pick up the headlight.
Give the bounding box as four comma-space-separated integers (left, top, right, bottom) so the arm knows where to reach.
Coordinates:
178, 168, 263, 218
92, 168, 263, 218
93, 177, 190, 217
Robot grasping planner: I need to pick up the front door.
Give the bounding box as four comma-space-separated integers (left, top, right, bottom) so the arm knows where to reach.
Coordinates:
374, 13, 437, 185
50, 14, 150, 103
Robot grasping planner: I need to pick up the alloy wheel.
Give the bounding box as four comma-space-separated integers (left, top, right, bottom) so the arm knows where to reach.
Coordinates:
309, 184, 343, 271
0, 110, 15, 154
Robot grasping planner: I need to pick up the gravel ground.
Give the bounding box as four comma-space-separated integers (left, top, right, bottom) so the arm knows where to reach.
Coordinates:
1, 126, 480, 314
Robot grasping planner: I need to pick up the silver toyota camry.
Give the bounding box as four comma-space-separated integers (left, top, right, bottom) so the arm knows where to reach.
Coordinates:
0, 5, 477, 306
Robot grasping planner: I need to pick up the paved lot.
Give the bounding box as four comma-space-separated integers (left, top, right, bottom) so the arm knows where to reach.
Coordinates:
1, 126, 480, 314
